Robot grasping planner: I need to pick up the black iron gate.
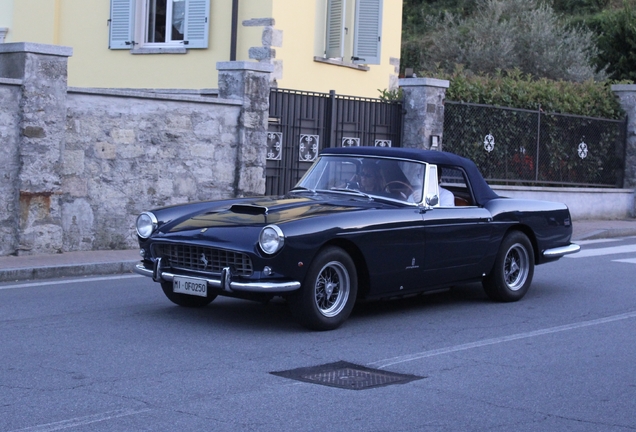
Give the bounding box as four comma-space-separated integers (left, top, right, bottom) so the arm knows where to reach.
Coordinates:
266, 88, 403, 195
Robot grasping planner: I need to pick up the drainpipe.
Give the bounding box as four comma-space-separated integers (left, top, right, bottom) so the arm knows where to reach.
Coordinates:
230, 0, 239, 60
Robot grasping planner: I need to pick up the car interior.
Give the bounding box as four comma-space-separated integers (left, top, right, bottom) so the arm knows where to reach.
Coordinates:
438, 165, 475, 206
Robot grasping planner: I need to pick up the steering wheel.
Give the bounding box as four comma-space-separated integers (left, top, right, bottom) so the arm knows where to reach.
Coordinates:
384, 181, 414, 196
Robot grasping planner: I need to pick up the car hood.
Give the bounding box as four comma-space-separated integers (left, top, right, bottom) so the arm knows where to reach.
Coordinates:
159, 194, 377, 234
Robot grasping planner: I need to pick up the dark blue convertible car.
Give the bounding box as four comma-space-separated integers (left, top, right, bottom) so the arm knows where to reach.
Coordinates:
134, 146, 580, 330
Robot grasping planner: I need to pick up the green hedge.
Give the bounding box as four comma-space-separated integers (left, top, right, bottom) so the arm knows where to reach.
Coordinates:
430, 68, 626, 119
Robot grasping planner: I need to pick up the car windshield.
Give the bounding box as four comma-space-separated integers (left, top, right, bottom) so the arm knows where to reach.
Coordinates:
295, 155, 426, 204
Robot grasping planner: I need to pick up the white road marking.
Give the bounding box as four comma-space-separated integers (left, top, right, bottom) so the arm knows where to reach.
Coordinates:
9, 408, 151, 432
0, 274, 142, 291
565, 244, 636, 258
613, 258, 636, 264
576, 238, 622, 246
369, 310, 636, 369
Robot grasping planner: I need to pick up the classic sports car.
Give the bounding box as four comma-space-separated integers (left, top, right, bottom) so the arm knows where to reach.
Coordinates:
134, 146, 580, 330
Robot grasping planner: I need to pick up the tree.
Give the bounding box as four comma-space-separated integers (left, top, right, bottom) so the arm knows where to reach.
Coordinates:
404, 0, 604, 82
593, 4, 636, 81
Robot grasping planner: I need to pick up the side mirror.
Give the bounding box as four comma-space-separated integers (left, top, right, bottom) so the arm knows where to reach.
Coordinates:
426, 194, 439, 207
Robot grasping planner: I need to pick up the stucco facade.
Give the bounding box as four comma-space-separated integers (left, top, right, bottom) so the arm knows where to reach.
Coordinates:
0, 0, 402, 97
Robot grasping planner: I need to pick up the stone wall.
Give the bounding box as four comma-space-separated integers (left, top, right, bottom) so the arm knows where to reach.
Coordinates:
62, 90, 242, 251
0, 79, 21, 256
0, 43, 271, 256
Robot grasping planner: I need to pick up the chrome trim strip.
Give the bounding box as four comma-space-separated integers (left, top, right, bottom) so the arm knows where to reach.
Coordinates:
134, 264, 154, 277
133, 263, 301, 293
543, 243, 581, 258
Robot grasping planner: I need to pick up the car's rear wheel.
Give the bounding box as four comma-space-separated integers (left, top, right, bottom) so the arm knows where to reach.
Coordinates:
160, 281, 217, 307
483, 231, 534, 302
289, 246, 358, 331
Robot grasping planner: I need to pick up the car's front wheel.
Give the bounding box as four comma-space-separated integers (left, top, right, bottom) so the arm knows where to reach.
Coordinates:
160, 281, 217, 307
289, 246, 358, 331
483, 231, 534, 302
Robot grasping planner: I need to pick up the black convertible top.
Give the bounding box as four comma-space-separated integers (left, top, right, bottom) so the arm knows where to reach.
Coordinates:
320, 146, 500, 206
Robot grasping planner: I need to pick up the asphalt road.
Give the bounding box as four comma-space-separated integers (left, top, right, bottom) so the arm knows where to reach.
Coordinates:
1, 237, 635, 431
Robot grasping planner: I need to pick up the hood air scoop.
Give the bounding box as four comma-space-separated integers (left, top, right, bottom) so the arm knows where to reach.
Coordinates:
230, 204, 268, 215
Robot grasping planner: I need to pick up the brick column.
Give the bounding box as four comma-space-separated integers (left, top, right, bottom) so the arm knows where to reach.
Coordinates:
217, 61, 273, 197
0, 43, 73, 255
399, 77, 449, 150
612, 84, 636, 190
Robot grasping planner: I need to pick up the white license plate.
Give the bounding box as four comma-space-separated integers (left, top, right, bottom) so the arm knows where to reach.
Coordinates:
173, 276, 208, 297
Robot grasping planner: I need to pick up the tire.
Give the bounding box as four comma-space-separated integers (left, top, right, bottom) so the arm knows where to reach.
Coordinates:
160, 281, 217, 307
483, 231, 535, 302
289, 246, 358, 331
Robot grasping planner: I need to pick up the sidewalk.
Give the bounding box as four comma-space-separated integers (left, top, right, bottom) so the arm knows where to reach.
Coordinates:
1, 219, 635, 283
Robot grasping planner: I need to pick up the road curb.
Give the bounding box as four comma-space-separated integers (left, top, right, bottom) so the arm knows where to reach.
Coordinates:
0, 261, 138, 283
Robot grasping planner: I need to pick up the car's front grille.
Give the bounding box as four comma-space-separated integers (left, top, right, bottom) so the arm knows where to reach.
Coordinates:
153, 244, 253, 277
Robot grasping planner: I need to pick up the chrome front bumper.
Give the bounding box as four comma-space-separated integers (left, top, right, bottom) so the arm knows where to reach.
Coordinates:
133, 261, 301, 293
542, 243, 581, 258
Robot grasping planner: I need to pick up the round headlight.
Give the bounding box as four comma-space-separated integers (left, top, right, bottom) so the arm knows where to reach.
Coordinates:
136, 212, 158, 239
259, 225, 284, 255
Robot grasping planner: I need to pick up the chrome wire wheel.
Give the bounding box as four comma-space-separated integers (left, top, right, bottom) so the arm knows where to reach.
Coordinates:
289, 246, 357, 330
483, 231, 535, 302
504, 243, 530, 291
314, 261, 350, 318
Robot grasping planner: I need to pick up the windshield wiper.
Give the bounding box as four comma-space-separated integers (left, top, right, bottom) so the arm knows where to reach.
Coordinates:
289, 186, 316, 194
328, 187, 372, 199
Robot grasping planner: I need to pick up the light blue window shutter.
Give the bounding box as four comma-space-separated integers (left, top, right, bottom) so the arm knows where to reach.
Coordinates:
325, 0, 345, 58
184, 0, 210, 48
109, 0, 134, 49
353, 0, 382, 64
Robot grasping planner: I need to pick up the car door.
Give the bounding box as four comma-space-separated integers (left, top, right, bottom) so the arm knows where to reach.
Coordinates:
341, 206, 428, 297
419, 164, 494, 285
421, 206, 493, 285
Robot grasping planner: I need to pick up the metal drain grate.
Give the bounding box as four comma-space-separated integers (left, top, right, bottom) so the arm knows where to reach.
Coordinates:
271, 361, 424, 390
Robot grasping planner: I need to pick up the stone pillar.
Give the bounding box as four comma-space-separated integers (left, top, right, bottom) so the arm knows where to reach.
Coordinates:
611, 84, 636, 191
0, 43, 73, 255
217, 61, 274, 197
399, 77, 449, 150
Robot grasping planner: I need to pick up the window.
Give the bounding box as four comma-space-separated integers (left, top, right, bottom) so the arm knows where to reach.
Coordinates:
146, 0, 185, 43
324, 0, 382, 65
109, 0, 210, 51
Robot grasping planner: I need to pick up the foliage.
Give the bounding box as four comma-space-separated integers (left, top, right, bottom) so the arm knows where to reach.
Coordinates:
551, 0, 611, 15
431, 67, 624, 119
403, 0, 604, 82
401, 0, 478, 78
377, 88, 404, 101
588, 3, 636, 81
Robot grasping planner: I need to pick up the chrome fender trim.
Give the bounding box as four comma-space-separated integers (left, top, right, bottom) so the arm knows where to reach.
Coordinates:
542, 243, 581, 258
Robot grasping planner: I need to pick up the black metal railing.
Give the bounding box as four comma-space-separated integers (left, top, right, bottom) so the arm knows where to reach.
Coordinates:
266, 88, 402, 195
443, 101, 626, 187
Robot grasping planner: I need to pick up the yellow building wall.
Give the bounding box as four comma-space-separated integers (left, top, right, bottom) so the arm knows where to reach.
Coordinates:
2, 0, 401, 97
6, 0, 270, 89
8, 0, 58, 44
273, 0, 402, 97
0, 0, 15, 32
